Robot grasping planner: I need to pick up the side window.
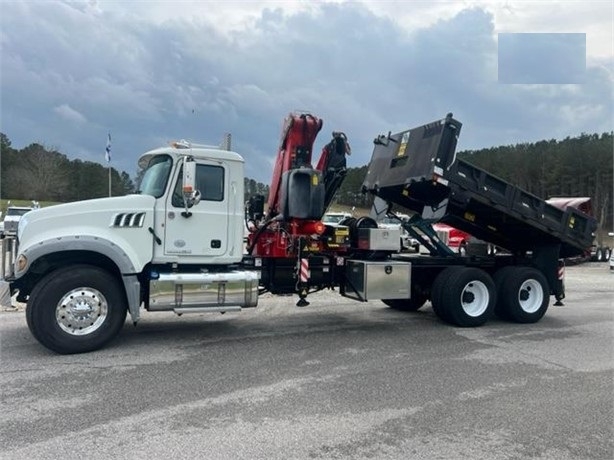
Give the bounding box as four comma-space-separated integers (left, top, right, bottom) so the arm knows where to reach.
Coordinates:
171, 164, 225, 207
197, 164, 224, 201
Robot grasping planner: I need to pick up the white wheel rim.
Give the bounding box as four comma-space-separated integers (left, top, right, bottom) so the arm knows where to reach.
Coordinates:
56, 287, 108, 336
518, 279, 543, 313
461, 280, 489, 317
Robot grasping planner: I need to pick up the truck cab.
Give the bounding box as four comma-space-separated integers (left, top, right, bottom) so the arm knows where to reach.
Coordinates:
138, 142, 246, 265
5, 140, 258, 354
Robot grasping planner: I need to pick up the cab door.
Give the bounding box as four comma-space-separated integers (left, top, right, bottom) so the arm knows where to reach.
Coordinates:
163, 160, 229, 259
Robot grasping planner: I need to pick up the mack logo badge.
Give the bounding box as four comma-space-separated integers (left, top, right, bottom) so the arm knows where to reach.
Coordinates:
385, 265, 392, 274
174, 240, 186, 248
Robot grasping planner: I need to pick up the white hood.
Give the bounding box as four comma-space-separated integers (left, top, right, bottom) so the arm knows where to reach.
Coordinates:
17, 194, 157, 275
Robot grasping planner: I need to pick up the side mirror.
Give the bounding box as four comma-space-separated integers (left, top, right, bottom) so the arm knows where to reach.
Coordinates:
182, 157, 201, 213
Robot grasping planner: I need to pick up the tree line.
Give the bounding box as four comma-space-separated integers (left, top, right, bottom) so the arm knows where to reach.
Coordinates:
456, 132, 613, 231
1, 133, 135, 202
1, 131, 611, 231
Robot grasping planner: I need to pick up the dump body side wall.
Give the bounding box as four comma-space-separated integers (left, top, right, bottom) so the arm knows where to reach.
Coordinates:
362, 115, 597, 257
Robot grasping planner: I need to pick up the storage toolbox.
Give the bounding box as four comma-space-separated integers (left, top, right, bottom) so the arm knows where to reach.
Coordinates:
344, 260, 411, 301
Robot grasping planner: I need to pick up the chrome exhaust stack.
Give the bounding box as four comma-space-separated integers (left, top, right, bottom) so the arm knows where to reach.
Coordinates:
1, 236, 17, 280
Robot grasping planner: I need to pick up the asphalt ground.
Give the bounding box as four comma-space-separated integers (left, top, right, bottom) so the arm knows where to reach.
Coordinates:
1, 262, 612, 459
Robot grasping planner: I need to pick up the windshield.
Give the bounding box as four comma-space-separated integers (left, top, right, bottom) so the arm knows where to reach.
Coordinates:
7, 208, 31, 217
323, 214, 346, 223
138, 155, 173, 198
380, 217, 399, 225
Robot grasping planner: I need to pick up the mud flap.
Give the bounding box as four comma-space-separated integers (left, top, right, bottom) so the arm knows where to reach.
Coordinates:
532, 244, 564, 303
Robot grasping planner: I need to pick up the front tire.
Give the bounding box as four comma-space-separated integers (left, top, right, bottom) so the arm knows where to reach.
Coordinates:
26, 265, 128, 354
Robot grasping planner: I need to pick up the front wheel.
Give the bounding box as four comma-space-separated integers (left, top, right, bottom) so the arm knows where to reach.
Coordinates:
26, 265, 128, 354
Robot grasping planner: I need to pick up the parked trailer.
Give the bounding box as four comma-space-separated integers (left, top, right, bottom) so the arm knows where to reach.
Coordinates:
1, 113, 597, 354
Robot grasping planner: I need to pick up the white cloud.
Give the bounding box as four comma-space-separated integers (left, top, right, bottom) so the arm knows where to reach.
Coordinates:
0, 0, 611, 183
54, 104, 88, 124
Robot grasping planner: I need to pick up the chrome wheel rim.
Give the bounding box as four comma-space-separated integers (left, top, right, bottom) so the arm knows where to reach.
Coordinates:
56, 287, 108, 335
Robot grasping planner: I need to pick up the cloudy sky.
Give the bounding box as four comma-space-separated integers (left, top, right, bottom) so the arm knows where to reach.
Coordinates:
1, 0, 612, 184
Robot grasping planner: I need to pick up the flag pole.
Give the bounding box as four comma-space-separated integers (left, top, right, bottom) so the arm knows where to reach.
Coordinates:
106, 133, 112, 197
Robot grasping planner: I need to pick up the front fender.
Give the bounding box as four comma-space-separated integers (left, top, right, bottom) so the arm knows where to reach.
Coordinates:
14, 236, 147, 322
15, 235, 142, 279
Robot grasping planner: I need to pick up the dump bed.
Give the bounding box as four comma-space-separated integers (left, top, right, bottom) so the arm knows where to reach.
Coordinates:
362, 114, 597, 257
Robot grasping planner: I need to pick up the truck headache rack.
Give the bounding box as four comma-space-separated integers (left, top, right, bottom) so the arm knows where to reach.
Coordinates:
362, 114, 597, 258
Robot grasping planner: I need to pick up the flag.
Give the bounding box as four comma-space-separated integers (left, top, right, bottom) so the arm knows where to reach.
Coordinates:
105, 133, 112, 163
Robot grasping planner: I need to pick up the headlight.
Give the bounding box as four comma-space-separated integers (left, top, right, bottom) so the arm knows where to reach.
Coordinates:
16, 254, 28, 272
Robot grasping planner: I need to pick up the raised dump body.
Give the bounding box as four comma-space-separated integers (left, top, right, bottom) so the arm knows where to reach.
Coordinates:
362, 114, 597, 258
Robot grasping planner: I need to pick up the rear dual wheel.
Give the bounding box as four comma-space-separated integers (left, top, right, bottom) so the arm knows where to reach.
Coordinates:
493, 267, 549, 323
431, 267, 496, 327
595, 248, 604, 262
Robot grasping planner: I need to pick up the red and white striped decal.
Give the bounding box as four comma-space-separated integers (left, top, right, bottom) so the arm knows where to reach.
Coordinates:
299, 258, 310, 283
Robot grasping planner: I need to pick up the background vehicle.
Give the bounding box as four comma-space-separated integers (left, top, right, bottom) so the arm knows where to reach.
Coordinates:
2, 206, 34, 237
322, 212, 352, 227
2, 113, 597, 354
377, 214, 420, 252
546, 197, 611, 262
432, 223, 471, 254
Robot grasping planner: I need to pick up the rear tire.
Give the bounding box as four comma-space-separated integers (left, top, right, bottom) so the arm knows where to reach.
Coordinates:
26, 265, 128, 354
430, 267, 462, 322
498, 267, 549, 323
595, 247, 603, 262
493, 266, 516, 319
432, 267, 495, 327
